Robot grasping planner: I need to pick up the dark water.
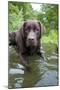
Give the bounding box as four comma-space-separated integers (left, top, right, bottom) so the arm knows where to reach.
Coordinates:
8, 43, 58, 89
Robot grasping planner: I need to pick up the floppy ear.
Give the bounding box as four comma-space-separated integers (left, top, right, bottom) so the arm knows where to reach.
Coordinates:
38, 22, 46, 38
16, 22, 27, 53
20, 21, 27, 39
40, 22, 46, 36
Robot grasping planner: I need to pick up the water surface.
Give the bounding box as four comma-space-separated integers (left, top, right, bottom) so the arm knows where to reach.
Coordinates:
8, 43, 58, 88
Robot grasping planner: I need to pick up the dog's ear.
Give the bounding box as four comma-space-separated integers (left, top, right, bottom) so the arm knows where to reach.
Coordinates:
20, 21, 27, 38
38, 22, 46, 37
16, 22, 27, 53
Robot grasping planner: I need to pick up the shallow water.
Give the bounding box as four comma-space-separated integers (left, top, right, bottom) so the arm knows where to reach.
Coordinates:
8, 43, 58, 88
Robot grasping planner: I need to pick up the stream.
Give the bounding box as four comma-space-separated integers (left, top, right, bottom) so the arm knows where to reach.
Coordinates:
8, 43, 58, 88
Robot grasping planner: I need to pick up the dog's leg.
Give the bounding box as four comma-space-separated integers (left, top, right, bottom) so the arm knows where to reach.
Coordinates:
37, 46, 46, 61
19, 53, 30, 70
37, 51, 45, 59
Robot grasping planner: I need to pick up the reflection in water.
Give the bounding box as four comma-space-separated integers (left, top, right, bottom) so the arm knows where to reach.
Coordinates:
22, 56, 45, 88
8, 44, 58, 89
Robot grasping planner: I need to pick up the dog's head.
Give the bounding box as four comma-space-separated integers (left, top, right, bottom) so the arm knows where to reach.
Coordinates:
22, 20, 44, 47
9, 20, 45, 51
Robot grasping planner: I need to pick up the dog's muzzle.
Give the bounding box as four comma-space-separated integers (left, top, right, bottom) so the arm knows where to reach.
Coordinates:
26, 30, 37, 47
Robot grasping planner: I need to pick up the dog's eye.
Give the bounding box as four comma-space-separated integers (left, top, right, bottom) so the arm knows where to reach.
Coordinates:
27, 26, 31, 29
25, 29, 30, 34
34, 29, 39, 33
34, 29, 39, 32
37, 29, 39, 31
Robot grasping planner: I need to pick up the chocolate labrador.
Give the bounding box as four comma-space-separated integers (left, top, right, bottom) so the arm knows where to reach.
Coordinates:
9, 20, 45, 70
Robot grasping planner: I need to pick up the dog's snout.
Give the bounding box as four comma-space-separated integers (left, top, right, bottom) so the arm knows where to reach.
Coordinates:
28, 38, 34, 43
27, 30, 36, 40
26, 30, 37, 46
28, 37, 34, 41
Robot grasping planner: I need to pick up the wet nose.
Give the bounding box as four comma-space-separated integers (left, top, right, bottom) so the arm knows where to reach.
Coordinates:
28, 38, 34, 42
29, 38, 34, 40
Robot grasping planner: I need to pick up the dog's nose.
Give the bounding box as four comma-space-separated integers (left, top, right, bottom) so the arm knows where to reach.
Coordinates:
29, 38, 34, 40
28, 38, 34, 41
28, 38, 34, 44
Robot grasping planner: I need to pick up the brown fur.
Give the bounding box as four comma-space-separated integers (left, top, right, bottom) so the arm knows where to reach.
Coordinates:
9, 20, 45, 69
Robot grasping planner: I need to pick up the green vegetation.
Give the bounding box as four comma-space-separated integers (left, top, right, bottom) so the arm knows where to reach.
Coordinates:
42, 30, 58, 45
8, 2, 58, 45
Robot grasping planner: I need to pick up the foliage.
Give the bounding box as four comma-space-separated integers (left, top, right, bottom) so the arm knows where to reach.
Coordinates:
41, 30, 58, 45
8, 3, 23, 31
40, 4, 58, 30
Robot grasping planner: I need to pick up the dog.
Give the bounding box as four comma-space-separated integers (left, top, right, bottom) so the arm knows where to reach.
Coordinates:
9, 20, 45, 70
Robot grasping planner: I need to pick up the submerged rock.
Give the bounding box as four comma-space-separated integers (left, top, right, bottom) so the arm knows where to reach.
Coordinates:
9, 68, 24, 75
